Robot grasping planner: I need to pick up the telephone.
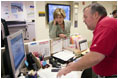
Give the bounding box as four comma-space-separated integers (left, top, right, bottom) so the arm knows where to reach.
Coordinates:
49, 56, 61, 68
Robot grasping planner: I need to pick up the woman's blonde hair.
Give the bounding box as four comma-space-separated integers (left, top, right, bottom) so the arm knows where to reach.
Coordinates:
53, 8, 66, 19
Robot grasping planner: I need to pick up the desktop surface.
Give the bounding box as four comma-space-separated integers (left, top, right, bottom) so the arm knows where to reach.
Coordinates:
38, 67, 82, 78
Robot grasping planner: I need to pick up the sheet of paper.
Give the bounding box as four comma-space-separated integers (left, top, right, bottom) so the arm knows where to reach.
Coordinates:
28, 42, 40, 53
28, 40, 51, 57
63, 38, 70, 48
51, 39, 62, 54
39, 40, 50, 57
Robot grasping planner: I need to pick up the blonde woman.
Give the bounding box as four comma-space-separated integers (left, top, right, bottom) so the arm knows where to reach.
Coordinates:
49, 8, 71, 38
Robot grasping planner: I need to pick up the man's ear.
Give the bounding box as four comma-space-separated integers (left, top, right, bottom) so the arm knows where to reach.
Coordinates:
94, 12, 99, 19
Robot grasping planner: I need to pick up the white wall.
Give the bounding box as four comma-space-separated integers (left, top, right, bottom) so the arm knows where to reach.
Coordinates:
71, 1, 93, 42
35, 1, 117, 42
35, 1, 48, 41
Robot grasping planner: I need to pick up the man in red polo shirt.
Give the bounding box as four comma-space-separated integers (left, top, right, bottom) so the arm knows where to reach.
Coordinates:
57, 3, 117, 78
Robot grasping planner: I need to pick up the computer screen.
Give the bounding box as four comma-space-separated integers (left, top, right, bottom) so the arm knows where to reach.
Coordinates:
5, 30, 25, 77
46, 4, 71, 22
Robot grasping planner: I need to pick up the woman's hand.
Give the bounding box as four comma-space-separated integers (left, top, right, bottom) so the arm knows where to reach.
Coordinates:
59, 34, 66, 38
53, 19, 58, 25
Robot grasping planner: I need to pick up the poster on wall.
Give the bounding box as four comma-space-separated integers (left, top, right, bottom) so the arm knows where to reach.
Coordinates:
11, 3, 25, 20
1, 1, 10, 20
27, 5, 34, 19
3, 6, 10, 19
11, 3, 23, 13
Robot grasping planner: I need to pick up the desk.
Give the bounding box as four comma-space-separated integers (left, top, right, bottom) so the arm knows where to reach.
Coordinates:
37, 55, 83, 78
19, 59, 83, 78
19, 43, 89, 78
38, 67, 83, 78
37, 49, 89, 78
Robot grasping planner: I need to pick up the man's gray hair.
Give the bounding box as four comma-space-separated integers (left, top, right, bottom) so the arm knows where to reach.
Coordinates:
83, 3, 107, 16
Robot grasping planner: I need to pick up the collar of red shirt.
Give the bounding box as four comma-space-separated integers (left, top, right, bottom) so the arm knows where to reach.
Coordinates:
93, 16, 106, 34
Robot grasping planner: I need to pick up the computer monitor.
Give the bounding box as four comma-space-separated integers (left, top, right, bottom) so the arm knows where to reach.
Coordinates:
4, 30, 26, 78
46, 4, 71, 23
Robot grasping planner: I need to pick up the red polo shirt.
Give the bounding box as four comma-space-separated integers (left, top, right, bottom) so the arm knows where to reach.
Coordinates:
90, 16, 117, 76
